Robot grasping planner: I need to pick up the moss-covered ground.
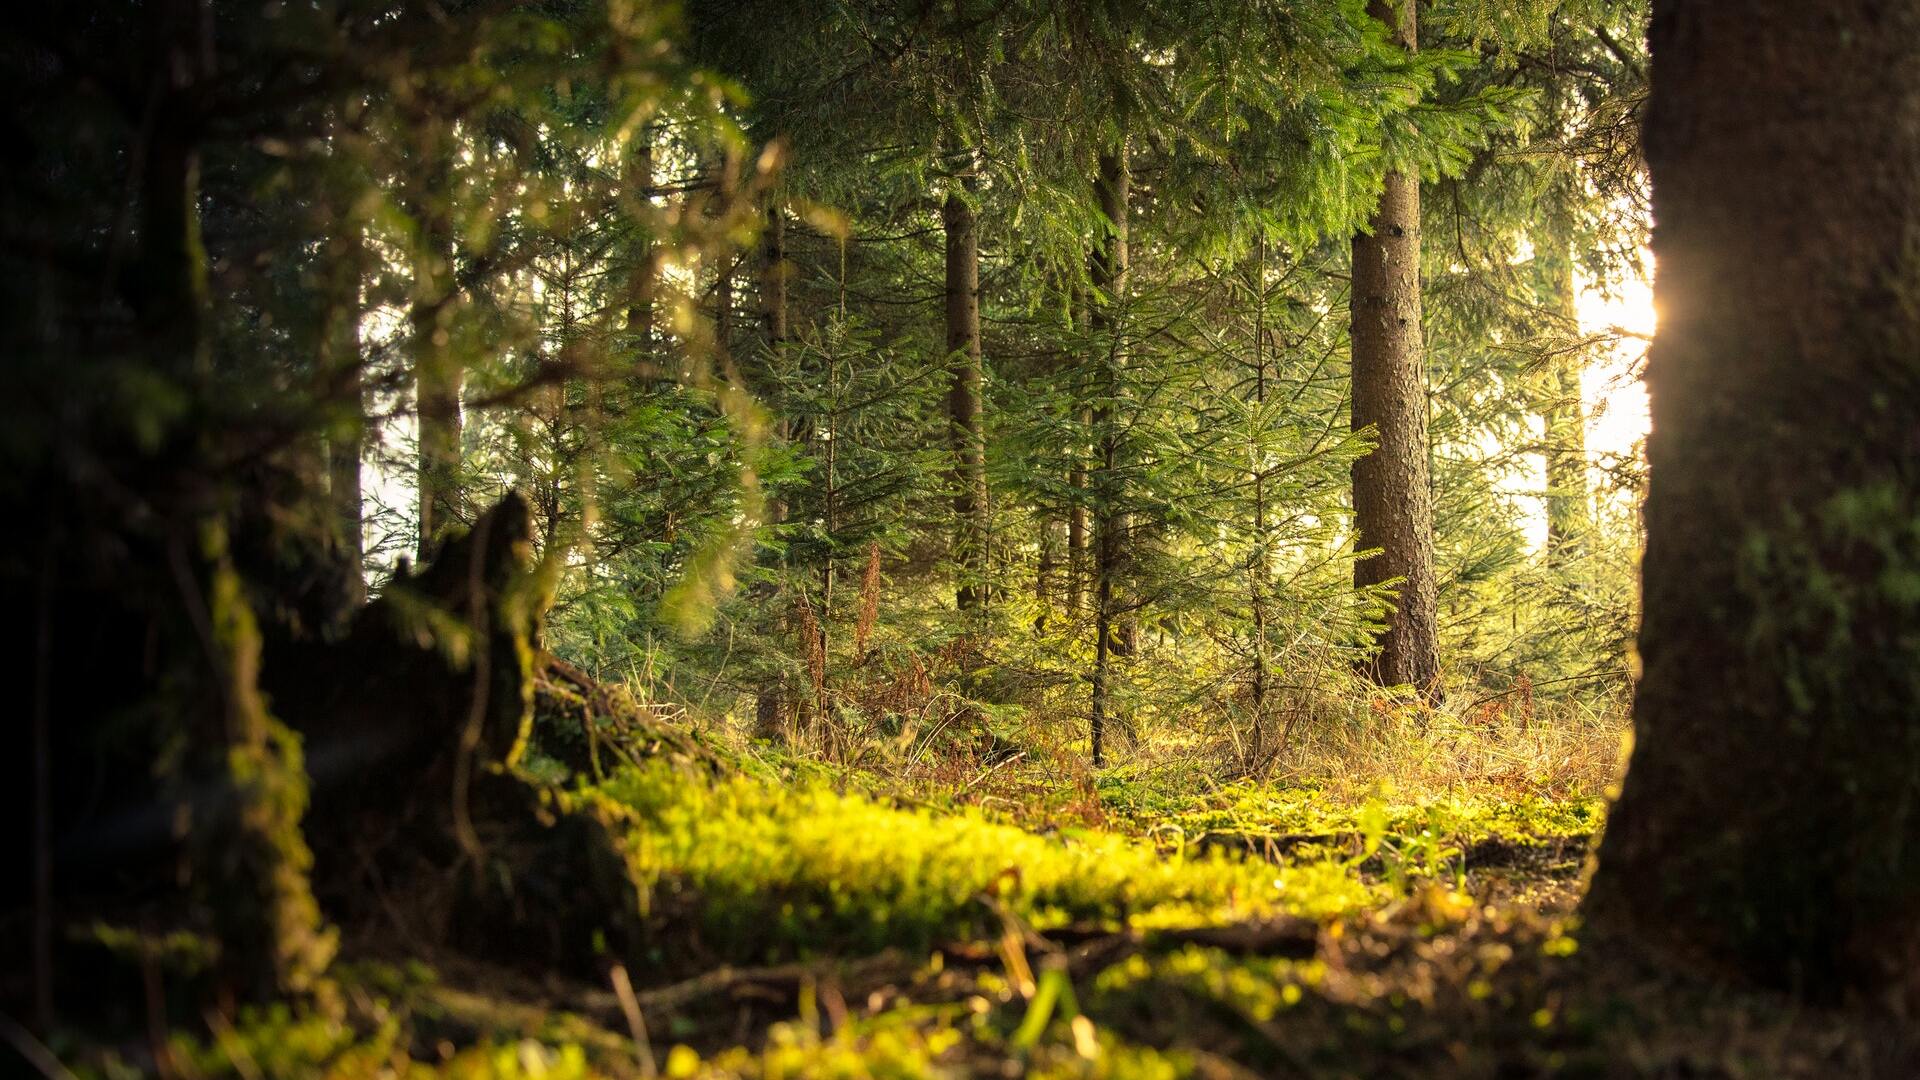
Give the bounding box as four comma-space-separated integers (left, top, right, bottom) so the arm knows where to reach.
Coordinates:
54, 734, 1918, 1078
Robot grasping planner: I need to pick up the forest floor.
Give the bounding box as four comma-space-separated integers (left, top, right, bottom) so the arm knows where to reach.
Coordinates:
54, 705, 1920, 1079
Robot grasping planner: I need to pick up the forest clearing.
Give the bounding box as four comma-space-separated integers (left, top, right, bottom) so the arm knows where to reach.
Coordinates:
7, 0, 1920, 1076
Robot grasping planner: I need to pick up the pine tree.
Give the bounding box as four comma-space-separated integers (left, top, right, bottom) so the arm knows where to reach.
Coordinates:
1349, 0, 1441, 696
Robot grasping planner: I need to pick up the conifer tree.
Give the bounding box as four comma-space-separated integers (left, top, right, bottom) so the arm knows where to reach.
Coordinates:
1349, 0, 1441, 696
945, 179, 988, 612
1087, 144, 1130, 767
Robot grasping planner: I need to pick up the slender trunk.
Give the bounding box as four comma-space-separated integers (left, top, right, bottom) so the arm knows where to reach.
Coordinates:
413, 121, 462, 560
1542, 236, 1589, 560
818, 366, 837, 719
1248, 237, 1270, 754
714, 255, 735, 369
626, 126, 656, 350
762, 203, 792, 521
1088, 145, 1129, 767
1034, 516, 1056, 632
325, 217, 366, 607
1067, 287, 1089, 618
1067, 461, 1087, 617
1349, 0, 1439, 696
944, 189, 988, 611
1585, 0, 1920, 1003
763, 203, 788, 349
31, 534, 53, 1031
753, 204, 791, 738
553, 242, 588, 549
708, 153, 736, 377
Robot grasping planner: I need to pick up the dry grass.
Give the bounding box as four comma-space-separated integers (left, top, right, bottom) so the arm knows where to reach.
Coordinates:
1264, 684, 1633, 804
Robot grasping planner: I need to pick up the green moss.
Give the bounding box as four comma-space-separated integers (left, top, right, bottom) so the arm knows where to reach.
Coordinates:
1105, 778, 1602, 851
590, 762, 1381, 962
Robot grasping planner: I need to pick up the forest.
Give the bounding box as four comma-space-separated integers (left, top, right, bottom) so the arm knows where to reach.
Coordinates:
4, 0, 1919, 1076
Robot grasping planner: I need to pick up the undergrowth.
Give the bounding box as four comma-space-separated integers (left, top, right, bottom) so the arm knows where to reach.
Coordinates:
66, 729, 1913, 1080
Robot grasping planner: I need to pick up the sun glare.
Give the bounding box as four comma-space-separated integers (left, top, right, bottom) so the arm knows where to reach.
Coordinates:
1577, 260, 1655, 462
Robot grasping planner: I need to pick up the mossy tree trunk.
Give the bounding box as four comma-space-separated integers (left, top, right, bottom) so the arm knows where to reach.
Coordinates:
1349, 0, 1440, 697
141, 0, 336, 1000
1585, 0, 1920, 1003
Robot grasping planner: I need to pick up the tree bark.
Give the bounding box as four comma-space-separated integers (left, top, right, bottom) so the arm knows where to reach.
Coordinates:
625, 125, 657, 352
1349, 0, 1439, 696
412, 121, 462, 561
1247, 236, 1271, 754
1584, 0, 1920, 1003
753, 203, 791, 739
146, 0, 335, 999
763, 203, 789, 349
325, 217, 366, 607
944, 189, 989, 612
1068, 286, 1089, 619
1088, 146, 1129, 767
1034, 516, 1057, 632
1541, 234, 1589, 561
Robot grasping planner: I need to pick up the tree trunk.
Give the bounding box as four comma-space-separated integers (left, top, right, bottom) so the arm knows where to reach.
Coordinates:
1541, 234, 1589, 560
944, 189, 989, 612
325, 218, 366, 607
1349, 0, 1439, 695
752, 203, 791, 739
626, 126, 656, 345
412, 123, 462, 561
1088, 146, 1129, 767
763, 203, 789, 349
1068, 287, 1089, 619
1067, 460, 1087, 617
1247, 236, 1271, 755
714, 255, 735, 369
1584, 0, 1920, 1004
1034, 515, 1057, 632
144, 0, 335, 998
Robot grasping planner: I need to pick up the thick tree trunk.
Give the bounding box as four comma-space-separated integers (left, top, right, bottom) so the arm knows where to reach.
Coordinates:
944, 189, 989, 611
1585, 0, 1920, 1003
1349, 0, 1439, 695
412, 126, 462, 561
1088, 146, 1129, 767
144, 0, 335, 999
